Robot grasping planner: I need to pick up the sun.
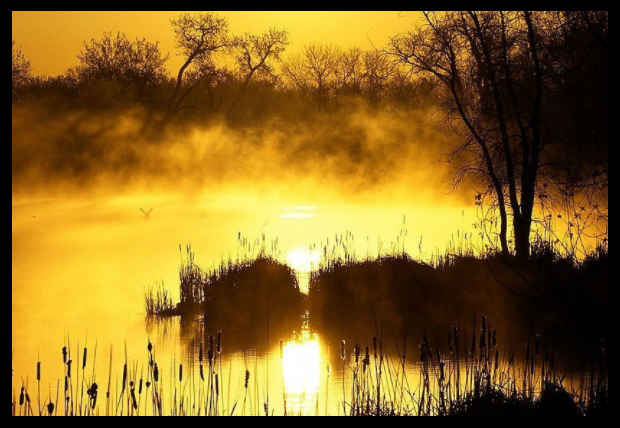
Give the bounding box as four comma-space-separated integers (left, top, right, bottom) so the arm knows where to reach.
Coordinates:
286, 246, 321, 272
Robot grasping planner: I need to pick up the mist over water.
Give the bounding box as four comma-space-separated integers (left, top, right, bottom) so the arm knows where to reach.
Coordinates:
11, 185, 476, 374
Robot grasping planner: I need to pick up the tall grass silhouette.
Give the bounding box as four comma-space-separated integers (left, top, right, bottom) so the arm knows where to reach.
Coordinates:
11, 318, 608, 416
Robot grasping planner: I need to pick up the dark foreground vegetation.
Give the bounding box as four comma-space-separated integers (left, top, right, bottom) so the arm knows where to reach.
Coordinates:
309, 242, 609, 360
147, 233, 607, 365
11, 318, 607, 416
146, 245, 305, 342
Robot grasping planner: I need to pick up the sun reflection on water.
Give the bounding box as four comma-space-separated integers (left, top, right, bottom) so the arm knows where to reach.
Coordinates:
282, 323, 321, 415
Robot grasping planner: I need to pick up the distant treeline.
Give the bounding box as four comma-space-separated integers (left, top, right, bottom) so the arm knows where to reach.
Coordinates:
11, 24, 437, 128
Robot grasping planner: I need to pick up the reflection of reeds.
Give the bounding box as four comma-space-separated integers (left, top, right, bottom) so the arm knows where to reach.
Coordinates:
341, 317, 607, 416
12, 319, 608, 416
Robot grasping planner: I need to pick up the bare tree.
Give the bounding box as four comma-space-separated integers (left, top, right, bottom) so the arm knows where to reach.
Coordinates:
334, 47, 364, 94
361, 49, 396, 104
282, 44, 339, 109
391, 11, 550, 259
75, 32, 167, 89
234, 28, 288, 88
169, 13, 231, 113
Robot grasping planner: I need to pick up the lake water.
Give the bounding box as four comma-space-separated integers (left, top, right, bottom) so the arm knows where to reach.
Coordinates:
11, 192, 590, 415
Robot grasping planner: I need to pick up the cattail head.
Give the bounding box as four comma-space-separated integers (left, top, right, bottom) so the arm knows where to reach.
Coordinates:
153, 363, 159, 382
19, 387, 24, 406
130, 386, 137, 410
47, 401, 54, 415
122, 363, 127, 390
420, 335, 430, 363
215, 373, 219, 396
199, 342, 203, 363
354, 344, 360, 364
82, 347, 87, 370
36, 361, 41, 382
62, 346, 67, 364
139, 378, 143, 395
363, 346, 370, 371
179, 364, 183, 382
216, 330, 222, 354
67, 360, 72, 378
244, 369, 250, 389
147, 340, 153, 353
87, 382, 98, 408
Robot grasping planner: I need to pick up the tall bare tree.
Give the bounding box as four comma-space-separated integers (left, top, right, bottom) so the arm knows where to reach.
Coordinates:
391, 11, 550, 259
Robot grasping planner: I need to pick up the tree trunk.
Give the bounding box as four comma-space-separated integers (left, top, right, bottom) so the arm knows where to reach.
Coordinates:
497, 198, 510, 257
514, 214, 531, 260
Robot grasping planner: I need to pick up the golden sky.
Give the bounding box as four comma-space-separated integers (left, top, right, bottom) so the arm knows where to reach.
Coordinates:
11, 11, 424, 76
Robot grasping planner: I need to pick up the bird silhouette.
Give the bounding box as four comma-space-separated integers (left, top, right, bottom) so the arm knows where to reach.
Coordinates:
140, 208, 153, 219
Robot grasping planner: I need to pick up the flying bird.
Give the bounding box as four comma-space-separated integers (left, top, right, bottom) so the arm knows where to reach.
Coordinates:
140, 208, 153, 219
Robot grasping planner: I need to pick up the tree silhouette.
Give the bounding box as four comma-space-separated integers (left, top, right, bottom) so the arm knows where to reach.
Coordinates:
361, 49, 396, 105
234, 28, 288, 88
12, 41, 31, 98
169, 13, 231, 114
282, 44, 340, 109
390, 11, 572, 259
75, 32, 167, 90
334, 48, 364, 95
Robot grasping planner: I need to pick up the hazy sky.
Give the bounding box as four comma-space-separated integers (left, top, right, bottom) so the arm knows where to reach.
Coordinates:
12, 11, 424, 76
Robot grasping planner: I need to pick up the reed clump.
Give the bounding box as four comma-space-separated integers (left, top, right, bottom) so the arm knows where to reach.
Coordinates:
149, 244, 305, 338
309, 235, 608, 356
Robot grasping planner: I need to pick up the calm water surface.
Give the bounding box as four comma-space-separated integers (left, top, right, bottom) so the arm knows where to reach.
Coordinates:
12, 193, 586, 415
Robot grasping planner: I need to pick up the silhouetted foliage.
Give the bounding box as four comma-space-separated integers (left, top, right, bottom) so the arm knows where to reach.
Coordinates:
390, 11, 608, 259
12, 41, 31, 99
75, 32, 167, 88
309, 246, 608, 357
